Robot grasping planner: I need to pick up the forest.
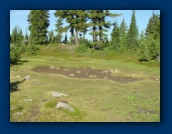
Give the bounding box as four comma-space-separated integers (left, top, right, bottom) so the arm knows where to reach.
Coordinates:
10, 10, 160, 122
10, 10, 160, 64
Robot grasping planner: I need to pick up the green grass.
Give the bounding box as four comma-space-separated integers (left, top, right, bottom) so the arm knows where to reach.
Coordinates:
10, 45, 160, 122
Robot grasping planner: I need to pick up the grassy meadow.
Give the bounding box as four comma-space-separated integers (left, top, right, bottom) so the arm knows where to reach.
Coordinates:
10, 44, 160, 122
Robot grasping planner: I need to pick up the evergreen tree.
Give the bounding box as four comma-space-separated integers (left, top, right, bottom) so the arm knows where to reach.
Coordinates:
127, 10, 139, 50
25, 30, 29, 40
65, 10, 88, 46
88, 10, 120, 48
11, 26, 23, 44
145, 12, 160, 60
138, 30, 150, 61
145, 12, 160, 39
119, 18, 127, 50
111, 22, 120, 49
54, 10, 65, 44
48, 29, 55, 44
10, 35, 12, 44
28, 10, 50, 44
64, 34, 68, 44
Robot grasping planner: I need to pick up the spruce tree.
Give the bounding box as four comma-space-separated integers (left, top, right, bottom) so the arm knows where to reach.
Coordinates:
88, 10, 120, 49
111, 22, 120, 49
11, 26, 23, 44
25, 30, 29, 40
54, 10, 64, 44
66, 10, 88, 46
145, 12, 160, 60
119, 18, 127, 50
28, 10, 50, 44
48, 29, 55, 44
127, 10, 139, 50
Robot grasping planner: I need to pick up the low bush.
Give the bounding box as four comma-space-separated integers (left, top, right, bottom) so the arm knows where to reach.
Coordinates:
10, 45, 22, 64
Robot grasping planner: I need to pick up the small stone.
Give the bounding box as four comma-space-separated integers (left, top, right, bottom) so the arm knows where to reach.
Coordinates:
76, 71, 81, 74
156, 78, 159, 81
24, 98, 33, 102
50, 66, 55, 69
10, 107, 15, 110
132, 74, 135, 77
109, 69, 113, 73
89, 75, 97, 78
51, 91, 68, 97
56, 102, 74, 112
24, 76, 30, 80
69, 74, 75, 77
114, 70, 118, 73
102, 70, 108, 73
14, 112, 23, 115
64, 68, 69, 71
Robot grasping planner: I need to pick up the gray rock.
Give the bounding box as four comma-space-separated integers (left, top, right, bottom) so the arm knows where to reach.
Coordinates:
24, 76, 30, 80
50, 66, 55, 69
56, 102, 74, 112
10, 107, 15, 110
14, 112, 23, 115
51, 91, 68, 97
24, 98, 33, 102
69, 74, 75, 77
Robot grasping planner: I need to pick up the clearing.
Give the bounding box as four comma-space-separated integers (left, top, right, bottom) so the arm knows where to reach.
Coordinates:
10, 46, 160, 122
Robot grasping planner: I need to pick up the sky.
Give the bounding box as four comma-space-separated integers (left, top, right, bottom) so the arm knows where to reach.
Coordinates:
10, 10, 160, 41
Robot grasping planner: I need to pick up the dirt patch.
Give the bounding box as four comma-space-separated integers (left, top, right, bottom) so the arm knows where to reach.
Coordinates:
27, 105, 41, 122
137, 107, 158, 115
32, 66, 142, 83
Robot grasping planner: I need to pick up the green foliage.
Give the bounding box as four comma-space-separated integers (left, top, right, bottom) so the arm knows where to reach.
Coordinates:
48, 30, 55, 44
54, 11, 65, 43
25, 30, 29, 40
145, 13, 160, 40
10, 45, 22, 64
88, 10, 120, 44
44, 100, 58, 108
119, 19, 127, 51
75, 44, 89, 53
127, 10, 139, 50
139, 12, 160, 61
25, 44, 39, 55
28, 10, 50, 44
11, 26, 24, 44
111, 22, 120, 49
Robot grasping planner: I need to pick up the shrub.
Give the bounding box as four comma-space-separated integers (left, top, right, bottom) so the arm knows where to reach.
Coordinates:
75, 44, 89, 53
10, 45, 22, 64
25, 44, 39, 55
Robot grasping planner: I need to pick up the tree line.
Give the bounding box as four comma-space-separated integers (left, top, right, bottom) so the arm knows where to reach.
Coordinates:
10, 10, 160, 62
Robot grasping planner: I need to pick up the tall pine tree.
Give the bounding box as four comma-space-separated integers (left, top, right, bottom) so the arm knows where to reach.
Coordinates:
145, 12, 160, 60
111, 22, 120, 49
127, 10, 139, 50
119, 18, 127, 50
11, 26, 23, 44
28, 10, 50, 44
54, 10, 65, 44
88, 10, 120, 49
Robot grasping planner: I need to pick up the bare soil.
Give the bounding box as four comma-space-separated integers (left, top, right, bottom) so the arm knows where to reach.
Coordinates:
32, 66, 142, 83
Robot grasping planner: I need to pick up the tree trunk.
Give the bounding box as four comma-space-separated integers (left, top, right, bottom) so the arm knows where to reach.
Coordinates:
75, 30, 79, 46
93, 26, 97, 42
99, 26, 103, 41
